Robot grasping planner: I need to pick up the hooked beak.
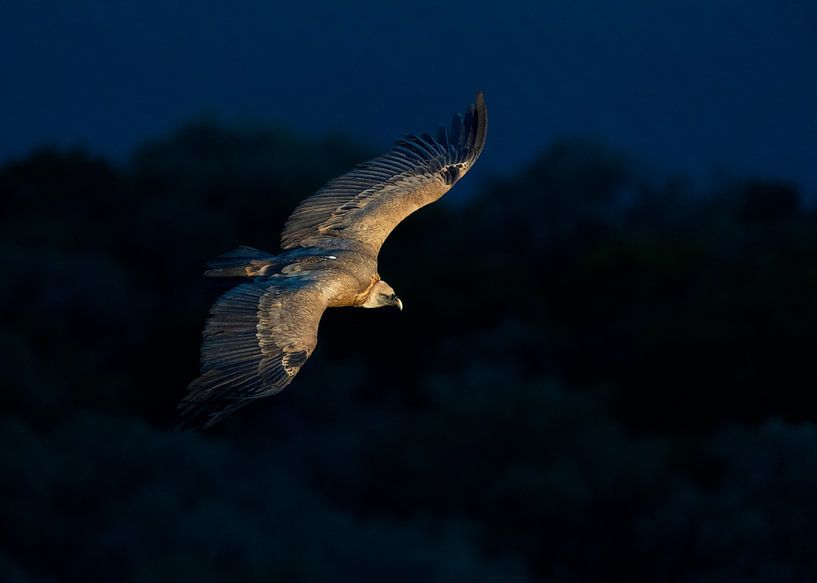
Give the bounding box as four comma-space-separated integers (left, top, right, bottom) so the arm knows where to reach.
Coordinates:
394, 297, 403, 311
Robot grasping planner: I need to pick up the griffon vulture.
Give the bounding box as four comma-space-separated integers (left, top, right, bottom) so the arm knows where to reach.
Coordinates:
179, 92, 487, 428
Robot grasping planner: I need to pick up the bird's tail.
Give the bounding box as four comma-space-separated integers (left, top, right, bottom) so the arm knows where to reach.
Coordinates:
203, 246, 279, 287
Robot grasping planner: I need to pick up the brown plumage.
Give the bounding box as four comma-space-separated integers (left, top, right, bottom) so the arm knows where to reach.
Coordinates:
179, 92, 487, 429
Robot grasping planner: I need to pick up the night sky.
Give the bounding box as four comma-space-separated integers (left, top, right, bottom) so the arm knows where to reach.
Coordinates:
2, 0, 816, 191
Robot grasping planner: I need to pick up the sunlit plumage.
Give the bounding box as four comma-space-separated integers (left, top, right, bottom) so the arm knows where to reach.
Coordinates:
179, 93, 487, 428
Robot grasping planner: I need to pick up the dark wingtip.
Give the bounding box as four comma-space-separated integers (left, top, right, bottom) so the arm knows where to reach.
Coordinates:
176, 374, 238, 431
472, 90, 487, 160
176, 399, 231, 431
448, 91, 487, 166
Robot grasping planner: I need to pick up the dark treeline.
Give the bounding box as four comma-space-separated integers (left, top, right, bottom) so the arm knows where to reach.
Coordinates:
2, 122, 816, 581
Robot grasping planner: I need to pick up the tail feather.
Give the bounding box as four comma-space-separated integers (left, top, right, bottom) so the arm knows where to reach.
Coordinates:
204, 246, 279, 282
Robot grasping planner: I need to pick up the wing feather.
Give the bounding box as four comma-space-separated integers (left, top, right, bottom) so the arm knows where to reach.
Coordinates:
178, 274, 328, 429
280, 92, 487, 253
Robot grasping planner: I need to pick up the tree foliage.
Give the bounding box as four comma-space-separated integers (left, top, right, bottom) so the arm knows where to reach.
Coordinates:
2, 124, 816, 581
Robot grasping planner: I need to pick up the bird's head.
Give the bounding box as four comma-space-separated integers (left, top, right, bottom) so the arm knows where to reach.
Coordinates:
361, 280, 403, 311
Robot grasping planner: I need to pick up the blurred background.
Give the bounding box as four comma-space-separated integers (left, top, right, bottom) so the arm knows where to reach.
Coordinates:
2, 1, 817, 581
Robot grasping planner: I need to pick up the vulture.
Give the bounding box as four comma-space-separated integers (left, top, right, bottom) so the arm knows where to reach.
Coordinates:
179, 92, 487, 429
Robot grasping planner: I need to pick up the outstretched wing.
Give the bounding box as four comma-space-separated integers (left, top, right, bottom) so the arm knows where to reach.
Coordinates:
281, 92, 487, 254
179, 273, 328, 429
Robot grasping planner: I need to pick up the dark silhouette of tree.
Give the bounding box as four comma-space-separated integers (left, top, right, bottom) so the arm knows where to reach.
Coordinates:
2, 125, 816, 581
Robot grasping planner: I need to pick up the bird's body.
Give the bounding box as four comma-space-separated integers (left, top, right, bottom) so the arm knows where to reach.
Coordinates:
180, 93, 487, 428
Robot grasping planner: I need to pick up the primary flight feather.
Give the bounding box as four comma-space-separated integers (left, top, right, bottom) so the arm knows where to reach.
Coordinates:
179, 92, 487, 429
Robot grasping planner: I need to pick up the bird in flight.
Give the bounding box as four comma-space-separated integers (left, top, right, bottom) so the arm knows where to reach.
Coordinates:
179, 92, 487, 429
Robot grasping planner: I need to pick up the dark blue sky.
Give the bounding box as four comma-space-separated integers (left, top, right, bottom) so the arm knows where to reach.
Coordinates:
2, 1, 816, 191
